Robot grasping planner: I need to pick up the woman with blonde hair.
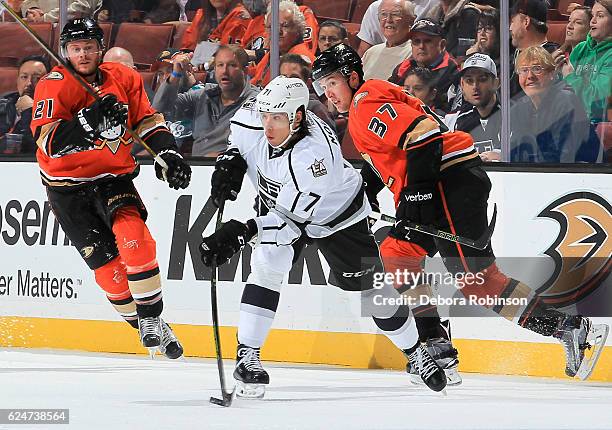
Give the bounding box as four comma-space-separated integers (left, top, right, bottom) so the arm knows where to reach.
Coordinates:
510, 46, 600, 162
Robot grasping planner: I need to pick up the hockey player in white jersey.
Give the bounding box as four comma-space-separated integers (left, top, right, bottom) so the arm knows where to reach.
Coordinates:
199, 76, 447, 398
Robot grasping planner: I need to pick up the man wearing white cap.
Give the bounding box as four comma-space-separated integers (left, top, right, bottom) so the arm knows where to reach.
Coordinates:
445, 53, 501, 162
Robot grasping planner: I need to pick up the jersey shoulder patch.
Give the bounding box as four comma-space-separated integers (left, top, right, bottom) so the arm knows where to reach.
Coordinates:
43, 71, 64, 81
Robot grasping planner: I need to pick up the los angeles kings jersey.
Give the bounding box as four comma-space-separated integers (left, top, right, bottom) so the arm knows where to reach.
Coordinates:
227, 97, 368, 246
32, 62, 173, 188
348, 80, 478, 205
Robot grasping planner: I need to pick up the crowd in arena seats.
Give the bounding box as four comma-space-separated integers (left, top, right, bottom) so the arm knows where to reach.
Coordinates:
0, 0, 610, 162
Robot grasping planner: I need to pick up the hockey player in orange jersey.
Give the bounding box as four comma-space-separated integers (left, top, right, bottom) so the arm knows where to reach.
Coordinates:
312, 43, 609, 382
31, 18, 192, 359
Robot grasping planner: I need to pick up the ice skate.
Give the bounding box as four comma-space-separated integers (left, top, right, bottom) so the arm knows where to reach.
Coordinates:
554, 316, 609, 380
405, 344, 447, 392
233, 344, 269, 399
407, 338, 461, 386
158, 319, 183, 360
138, 316, 162, 358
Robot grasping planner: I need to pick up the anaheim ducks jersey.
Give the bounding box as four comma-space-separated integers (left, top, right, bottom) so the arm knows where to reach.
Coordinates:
240, 6, 318, 54
241, 15, 266, 50
299, 5, 319, 56
348, 79, 478, 205
227, 97, 368, 246
181, 4, 251, 50
32, 62, 174, 188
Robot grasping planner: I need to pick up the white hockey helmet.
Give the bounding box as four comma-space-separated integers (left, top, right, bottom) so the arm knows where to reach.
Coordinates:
256, 75, 310, 125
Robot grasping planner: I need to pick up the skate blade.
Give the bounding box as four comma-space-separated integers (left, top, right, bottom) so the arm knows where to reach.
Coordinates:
577, 324, 609, 380
147, 347, 158, 359
444, 367, 462, 386
407, 368, 462, 386
235, 381, 266, 399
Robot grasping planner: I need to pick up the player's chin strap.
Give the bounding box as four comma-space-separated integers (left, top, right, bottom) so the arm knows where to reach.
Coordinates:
268, 123, 300, 150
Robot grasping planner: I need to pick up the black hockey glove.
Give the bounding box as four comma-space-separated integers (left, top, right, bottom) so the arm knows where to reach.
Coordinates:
200, 219, 256, 266
211, 148, 248, 207
77, 94, 127, 138
390, 183, 437, 240
154, 149, 191, 190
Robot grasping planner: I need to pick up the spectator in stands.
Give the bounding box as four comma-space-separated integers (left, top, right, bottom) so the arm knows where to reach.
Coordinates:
241, 0, 269, 55
402, 66, 441, 112
362, 0, 415, 80
95, 0, 133, 23
292, 0, 319, 56
250, 0, 314, 87
103, 47, 135, 68
140, 0, 177, 23
509, 0, 559, 97
279, 53, 336, 131
148, 48, 201, 146
552, 5, 592, 77
510, 46, 600, 163
424, 0, 480, 58
241, 0, 318, 59
445, 53, 501, 161
21, 0, 102, 22
389, 18, 459, 112
0, 55, 50, 154
466, 6, 500, 65
356, 0, 440, 56
562, 0, 611, 124
180, 0, 251, 50
153, 44, 259, 156
318, 20, 348, 53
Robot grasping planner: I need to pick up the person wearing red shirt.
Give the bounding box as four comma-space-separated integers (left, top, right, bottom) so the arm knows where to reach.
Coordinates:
250, 0, 314, 87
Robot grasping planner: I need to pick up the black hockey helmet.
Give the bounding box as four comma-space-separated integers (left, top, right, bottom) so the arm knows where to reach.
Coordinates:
312, 43, 363, 96
59, 18, 105, 58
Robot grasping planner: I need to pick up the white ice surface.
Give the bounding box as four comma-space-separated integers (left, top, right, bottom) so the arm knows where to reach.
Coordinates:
1, 349, 611, 430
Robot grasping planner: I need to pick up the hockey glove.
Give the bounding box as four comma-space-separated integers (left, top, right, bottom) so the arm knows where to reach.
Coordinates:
391, 183, 437, 240
200, 219, 256, 266
154, 149, 191, 189
77, 94, 128, 138
211, 148, 248, 207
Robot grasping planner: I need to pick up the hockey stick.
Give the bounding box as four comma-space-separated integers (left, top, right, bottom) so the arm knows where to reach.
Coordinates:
0, 1, 169, 175
371, 204, 497, 250
208, 199, 235, 407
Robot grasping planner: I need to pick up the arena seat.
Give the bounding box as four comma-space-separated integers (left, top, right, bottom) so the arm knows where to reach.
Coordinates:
546, 21, 567, 46
557, 0, 584, 15
344, 22, 361, 50
0, 67, 18, 95
113, 23, 174, 70
303, 0, 353, 22
0, 22, 54, 66
351, 0, 374, 24
98, 22, 114, 51
171, 22, 191, 49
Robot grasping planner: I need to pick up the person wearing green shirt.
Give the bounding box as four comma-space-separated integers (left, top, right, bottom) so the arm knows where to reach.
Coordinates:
562, 0, 612, 124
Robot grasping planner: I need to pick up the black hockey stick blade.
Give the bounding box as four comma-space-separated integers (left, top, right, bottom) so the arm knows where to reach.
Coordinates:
208, 199, 235, 408
473, 203, 497, 250
210, 389, 236, 407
